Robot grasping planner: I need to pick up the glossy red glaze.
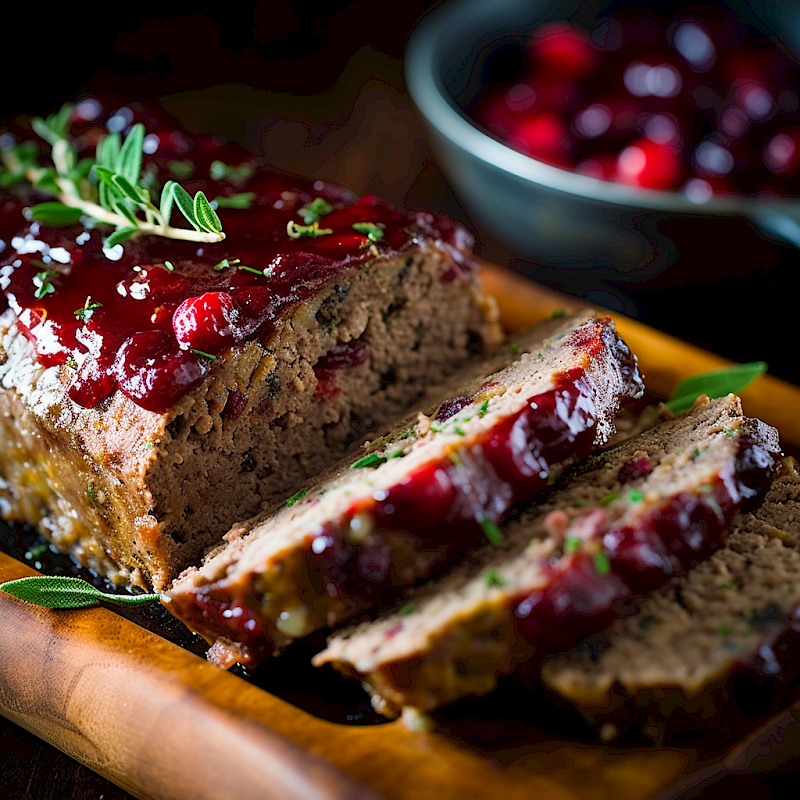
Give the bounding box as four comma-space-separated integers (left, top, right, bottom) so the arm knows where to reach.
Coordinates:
472, 4, 800, 197
513, 429, 780, 652
1, 98, 474, 413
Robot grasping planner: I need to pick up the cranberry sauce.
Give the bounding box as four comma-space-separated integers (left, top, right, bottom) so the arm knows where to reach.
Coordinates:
180, 368, 604, 661
0, 97, 473, 413
513, 429, 781, 652
472, 5, 800, 198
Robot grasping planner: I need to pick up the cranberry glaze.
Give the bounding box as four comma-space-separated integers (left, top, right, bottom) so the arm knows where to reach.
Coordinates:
513, 428, 780, 650
0, 98, 472, 412
181, 359, 612, 663
472, 5, 800, 197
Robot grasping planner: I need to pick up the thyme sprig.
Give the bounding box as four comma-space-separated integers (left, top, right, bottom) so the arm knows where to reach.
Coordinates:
0, 103, 225, 248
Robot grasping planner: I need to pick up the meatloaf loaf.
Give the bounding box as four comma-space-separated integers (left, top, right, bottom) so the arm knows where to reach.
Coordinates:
163, 310, 644, 667
539, 456, 800, 743
314, 395, 781, 717
0, 98, 502, 591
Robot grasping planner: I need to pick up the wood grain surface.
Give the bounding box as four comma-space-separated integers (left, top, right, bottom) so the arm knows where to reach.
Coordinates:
2, 264, 800, 800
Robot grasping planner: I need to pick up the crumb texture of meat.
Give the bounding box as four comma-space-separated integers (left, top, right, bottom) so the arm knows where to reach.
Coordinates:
314, 395, 780, 717
163, 310, 645, 668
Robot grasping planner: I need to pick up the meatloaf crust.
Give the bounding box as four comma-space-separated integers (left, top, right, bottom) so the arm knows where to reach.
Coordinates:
0, 99, 502, 590
315, 395, 781, 717
163, 310, 644, 667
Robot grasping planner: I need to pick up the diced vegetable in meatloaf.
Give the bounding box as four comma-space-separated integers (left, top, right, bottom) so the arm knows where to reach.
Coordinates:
314, 396, 781, 718
163, 310, 644, 667
539, 456, 800, 743
0, 98, 503, 591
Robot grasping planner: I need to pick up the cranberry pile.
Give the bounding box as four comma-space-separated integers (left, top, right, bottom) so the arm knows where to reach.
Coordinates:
471, 5, 800, 199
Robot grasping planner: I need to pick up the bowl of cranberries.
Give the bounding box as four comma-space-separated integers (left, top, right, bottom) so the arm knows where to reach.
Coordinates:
405, 0, 800, 311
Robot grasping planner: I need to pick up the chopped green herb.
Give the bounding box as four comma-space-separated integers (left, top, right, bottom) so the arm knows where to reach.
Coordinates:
352, 221, 384, 241
209, 160, 254, 183
399, 602, 417, 615
287, 220, 333, 239
627, 490, 644, 503
33, 269, 58, 299
509, 343, 520, 355
665, 362, 768, 415
485, 569, 508, 588
599, 492, 619, 507
238, 264, 265, 276
350, 452, 387, 470
163, 260, 175, 271
73, 296, 102, 322
592, 551, 611, 575
214, 192, 256, 209
564, 536, 582, 553
284, 488, 308, 507
298, 197, 333, 224
478, 399, 490, 417
214, 257, 240, 271
479, 517, 504, 547
27, 542, 50, 559
192, 349, 217, 360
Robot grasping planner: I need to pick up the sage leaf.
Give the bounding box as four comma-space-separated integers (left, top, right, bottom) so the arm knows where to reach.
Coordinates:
0, 576, 160, 609
665, 361, 768, 415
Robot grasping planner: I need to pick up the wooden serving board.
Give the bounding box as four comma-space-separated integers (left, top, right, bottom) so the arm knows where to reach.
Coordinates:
2, 263, 800, 800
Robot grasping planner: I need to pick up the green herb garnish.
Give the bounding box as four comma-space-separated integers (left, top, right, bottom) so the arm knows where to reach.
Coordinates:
0, 575, 160, 609
351, 452, 388, 470
0, 103, 226, 248
352, 221, 384, 242
32, 269, 58, 299
399, 602, 417, 615
665, 362, 768, 415
284, 488, 308, 507
485, 569, 508, 588
192, 349, 217, 360
298, 197, 333, 224
214, 192, 256, 209
564, 536, 582, 553
73, 296, 102, 321
479, 517, 504, 547
592, 551, 611, 575
286, 220, 333, 239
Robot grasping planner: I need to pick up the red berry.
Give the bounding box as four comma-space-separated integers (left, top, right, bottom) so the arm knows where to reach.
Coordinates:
763, 127, 800, 175
510, 113, 574, 166
115, 330, 205, 412
528, 22, 597, 79
614, 138, 681, 188
172, 291, 241, 354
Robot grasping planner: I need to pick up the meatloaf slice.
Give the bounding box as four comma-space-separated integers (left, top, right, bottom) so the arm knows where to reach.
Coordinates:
314, 396, 781, 717
163, 310, 644, 667
0, 102, 503, 591
539, 456, 800, 743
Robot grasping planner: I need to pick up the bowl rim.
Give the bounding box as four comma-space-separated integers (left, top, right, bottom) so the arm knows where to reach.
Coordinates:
403, 0, 791, 217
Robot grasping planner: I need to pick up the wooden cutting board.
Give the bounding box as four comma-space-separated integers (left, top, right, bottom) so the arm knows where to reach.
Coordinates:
1, 263, 799, 800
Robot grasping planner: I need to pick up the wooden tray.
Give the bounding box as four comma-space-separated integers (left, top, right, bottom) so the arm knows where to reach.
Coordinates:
2, 263, 799, 800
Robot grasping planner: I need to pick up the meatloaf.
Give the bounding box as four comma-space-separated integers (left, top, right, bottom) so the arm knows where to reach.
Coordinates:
314, 395, 781, 717
0, 98, 502, 591
539, 456, 800, 743
163, 310, 644, 667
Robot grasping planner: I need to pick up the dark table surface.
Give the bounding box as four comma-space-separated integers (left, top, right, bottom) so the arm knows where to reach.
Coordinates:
4, 3, 800, 797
